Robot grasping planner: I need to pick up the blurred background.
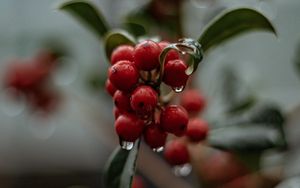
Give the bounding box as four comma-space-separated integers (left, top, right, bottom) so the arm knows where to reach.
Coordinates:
0, 0, 300, 187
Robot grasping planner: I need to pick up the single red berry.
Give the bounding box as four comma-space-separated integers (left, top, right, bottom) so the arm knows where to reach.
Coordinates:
144, 123, 167, 149
134, 40, 161, 71
164, 140, 190, 166
115, 113, 145, 142
163, 59, 189, 88
132, 176, 145, 188
180, 89, 206, 114
105, 79, 117, 97
108, 60, 139, 92
110, 45, 134, 65
160, 105, 189, 136
158, 41, 180, 62
130, 85, 158, 116
186, 118, 209, 142
113, 90, 132, 112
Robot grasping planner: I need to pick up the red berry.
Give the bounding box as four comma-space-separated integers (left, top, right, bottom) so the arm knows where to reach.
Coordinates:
132, 176, 145, 188
108, 60, 139, 92
110, 45, 134, 65
186, 118, 209, 142
158, 41, 180, 62
105, 79, 117, 96
115, 113, 145, 142
144, 123, 167, 149
160, 105, 189, 136
163, 59, 189, 88
130, 85, 158, 116
164, 140, 190, 166
113, 107, 121, 119
113, 90, 132, 112
134, 40, 161, 71
180, 89, 206, 114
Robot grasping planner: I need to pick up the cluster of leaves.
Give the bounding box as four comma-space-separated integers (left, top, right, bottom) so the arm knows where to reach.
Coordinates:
58, 1, 283, 187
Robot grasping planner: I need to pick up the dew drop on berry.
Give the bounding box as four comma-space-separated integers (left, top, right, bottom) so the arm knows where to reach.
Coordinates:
152, 146, 164, 153
173, 163, 192, 177
120, 140, 134, 150
173, 85, 185, 93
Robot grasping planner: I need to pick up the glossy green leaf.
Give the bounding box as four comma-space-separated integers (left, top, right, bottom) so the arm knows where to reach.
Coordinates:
198, 8, 276, 52
104, 30, 136, 59
103, 140, 140, 188
208, 123, 285, 152
59, 0, 110, 38
209, 104, 287, 152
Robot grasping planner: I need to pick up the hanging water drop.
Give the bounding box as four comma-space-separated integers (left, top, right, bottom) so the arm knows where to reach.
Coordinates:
120, 140, 134, 150
173, 163, 192, 177
173, 85, 185, 93
152, 146, 164, 153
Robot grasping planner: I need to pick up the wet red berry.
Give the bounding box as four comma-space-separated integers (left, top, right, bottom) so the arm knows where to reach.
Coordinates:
134, 40, 161, 71
186, 118, 209, 142
130, 85, 158, 116
115, 113, 145, 142
180, 89, 206, 114
164, 140, 190, 166
110, 45, 134, 65
113, 90, 132, 112
105, 79, 117, 96
108, 60, 139, 92
144, 123, 167, 149
160, 105, 189, 136
158, 41, 180, 62
163, 59, 189, 88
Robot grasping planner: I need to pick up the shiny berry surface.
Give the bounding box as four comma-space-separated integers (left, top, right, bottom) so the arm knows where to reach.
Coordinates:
105, 79, 117, 96
110, 45, 134, 65
160, 105, 189, 136
163, 59, 189, 88
144, 123, 167, 149
158, 41, 180, 62
113, 90, 132, 112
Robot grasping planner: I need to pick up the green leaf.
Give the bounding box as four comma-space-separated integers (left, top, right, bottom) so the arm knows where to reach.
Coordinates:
59, 0, 110, 38
209, 104, 287, 152
104, 30, 136, 59
103, 140, 140, 188
198, 8, 277, 52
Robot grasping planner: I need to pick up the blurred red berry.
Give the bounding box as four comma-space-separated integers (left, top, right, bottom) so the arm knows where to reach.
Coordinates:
105, 79, 117, 97
186, 118, 209, 142
180, 89, 206, 114
164, 140, 190, 166
132, 176, 145, 188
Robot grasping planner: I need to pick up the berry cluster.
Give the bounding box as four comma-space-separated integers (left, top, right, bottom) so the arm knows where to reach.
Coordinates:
106, 40, 209, 167
4, 51, 60, 113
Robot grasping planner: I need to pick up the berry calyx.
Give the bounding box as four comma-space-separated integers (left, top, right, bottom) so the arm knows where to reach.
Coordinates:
110, 45, 134, 65
134, 40, 161, 71
130, 85, 158, 116
180, 89, 206, 114
158, 41, 180, 62
164, 140, 190, 166
113, 90, 132, 112
105, 79, 117, 96
186, 118, 209, 142
160, 105, 189, 136
144, 123, 167, 149
163, 59, 189, 88
108, 60, 139, 92
115, 113, 145, 142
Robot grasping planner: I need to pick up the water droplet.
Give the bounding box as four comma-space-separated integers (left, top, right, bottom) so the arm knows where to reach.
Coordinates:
180, 51, 186, 55
173, 86, 185, 93
152, 146, 164, 152
120, 140, 134, 150
173, 163, 192, 177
